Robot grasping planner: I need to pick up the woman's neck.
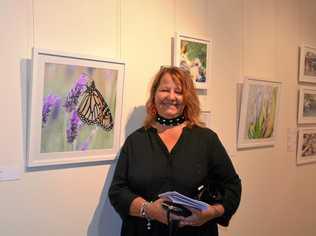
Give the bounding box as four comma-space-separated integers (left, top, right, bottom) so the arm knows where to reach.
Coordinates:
153, 121, 187, 133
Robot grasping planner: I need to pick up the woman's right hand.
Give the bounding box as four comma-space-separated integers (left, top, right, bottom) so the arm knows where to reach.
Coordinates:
146, 198, 168, 224
145, 198, 185, 225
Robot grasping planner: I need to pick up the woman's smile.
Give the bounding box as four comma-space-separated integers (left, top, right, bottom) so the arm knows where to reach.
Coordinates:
154, 73, 185, 118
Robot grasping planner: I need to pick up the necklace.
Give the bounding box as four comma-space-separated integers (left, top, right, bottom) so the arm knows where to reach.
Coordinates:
155, 114, 185, 126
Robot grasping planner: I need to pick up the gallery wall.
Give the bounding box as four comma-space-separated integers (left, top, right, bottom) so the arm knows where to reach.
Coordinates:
0, 0, 316, 235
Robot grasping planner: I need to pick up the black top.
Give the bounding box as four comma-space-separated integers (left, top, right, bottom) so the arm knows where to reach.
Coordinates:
109, 126, 241, 236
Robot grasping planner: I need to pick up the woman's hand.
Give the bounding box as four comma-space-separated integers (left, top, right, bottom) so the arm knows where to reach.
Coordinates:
178, 204, 224, 227
146, 198, 169, 224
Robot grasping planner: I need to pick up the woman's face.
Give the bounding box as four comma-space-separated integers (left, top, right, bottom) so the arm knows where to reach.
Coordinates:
154, 73, 185, 119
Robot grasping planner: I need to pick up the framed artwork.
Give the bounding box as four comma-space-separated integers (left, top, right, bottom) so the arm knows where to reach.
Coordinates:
299, 45, 316, 83
174, 32, 210, 90
200, 111, 211, 128
27, 48, 125, 167
237, 78, 281, 149
298, 86, 316, 124
297, 128, 316, 165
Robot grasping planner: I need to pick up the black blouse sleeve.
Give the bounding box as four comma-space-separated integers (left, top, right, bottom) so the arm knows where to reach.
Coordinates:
208, 132, 242, 226
108, 137, 139, 220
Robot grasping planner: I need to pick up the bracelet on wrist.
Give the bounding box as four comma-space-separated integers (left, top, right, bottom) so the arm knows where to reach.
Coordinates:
140, 201, 152, 230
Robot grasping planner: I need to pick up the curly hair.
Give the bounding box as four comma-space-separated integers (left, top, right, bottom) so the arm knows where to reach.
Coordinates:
144, 66, 203, 128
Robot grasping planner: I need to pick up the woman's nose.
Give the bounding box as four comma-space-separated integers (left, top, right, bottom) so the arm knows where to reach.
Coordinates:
168, 90, 177, 100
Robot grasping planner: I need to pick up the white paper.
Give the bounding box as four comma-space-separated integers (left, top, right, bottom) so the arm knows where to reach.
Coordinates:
159, 191, 209, 211
0, 166, 21, 181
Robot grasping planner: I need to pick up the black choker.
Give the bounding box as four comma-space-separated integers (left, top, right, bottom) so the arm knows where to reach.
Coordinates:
155, 114, 185, 126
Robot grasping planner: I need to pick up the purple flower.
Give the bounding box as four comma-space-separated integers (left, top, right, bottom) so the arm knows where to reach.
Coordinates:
51, 97, 61, 120
66, 111, 81, 143
64, 73, 88, 112
42, 94, 61, 126
79, 139, 90, 151
78, 128, 97, 151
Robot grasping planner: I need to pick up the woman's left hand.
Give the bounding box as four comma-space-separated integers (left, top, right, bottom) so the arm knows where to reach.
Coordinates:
178, 205, 223, 227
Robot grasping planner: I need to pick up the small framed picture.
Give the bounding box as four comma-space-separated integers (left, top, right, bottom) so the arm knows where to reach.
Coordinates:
298, 86, 316, 124
27, 48, 125, 167
237, 78, 282, 149
174, 32, 210, 90
200, 111, 211, 128
297, 128, 316, 165
299, 45, 316, 83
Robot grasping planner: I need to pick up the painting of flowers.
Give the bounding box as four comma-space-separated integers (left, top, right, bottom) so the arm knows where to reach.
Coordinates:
28, 49, 124, 167
299, 45, 316, 83
298, 86, 316, 124
297, 128, 316, 165
237, 78, 281, 149
174, 33, 210, 90
41, 63, 116, 153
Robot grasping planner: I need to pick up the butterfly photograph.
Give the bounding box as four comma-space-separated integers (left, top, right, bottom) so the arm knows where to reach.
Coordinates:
27, 48, 124, 167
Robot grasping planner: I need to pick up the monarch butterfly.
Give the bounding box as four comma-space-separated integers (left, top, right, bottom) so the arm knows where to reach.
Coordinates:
77, 81, 113, 131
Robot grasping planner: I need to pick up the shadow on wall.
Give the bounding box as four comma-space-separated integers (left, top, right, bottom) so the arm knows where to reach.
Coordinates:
87, 106, 146, 236
20, 59, 31, 168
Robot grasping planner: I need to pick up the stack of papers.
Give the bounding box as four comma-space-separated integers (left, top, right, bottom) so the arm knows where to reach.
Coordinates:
158, 191, 209, 211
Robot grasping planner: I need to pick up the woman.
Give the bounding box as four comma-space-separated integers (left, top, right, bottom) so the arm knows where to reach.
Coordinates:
109, 66, 241, 236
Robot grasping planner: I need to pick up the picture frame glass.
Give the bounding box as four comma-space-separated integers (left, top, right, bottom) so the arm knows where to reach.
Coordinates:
298, 87, 316, 124
28, 49, 124, 167
304, 49, 316, 77
299, 45, 316, 83
174, 33, 210, 90
297, 129, 316, 165
303, 93, 316, 117
237, 78, 281, 148
41, 63, 117, 153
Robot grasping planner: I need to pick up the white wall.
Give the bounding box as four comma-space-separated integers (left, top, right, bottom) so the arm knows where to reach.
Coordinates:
0, 0, 316, 235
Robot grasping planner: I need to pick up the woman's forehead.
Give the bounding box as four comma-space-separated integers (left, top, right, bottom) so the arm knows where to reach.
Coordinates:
159, 73, 182, 87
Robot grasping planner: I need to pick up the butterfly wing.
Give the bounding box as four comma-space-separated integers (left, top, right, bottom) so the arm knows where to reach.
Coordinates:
77, 90, 100, 125
77, 81, 114, 131
97, 105, 114, 131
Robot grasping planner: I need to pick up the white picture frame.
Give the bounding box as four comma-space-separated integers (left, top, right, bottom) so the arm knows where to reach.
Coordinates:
27, 48, 125, 167
174, 32, 210, 90
298, 86, 316, 124
299, 45, 316, 83
237, 78, 281, 149
200, 111, 211, 128
297, 128, 316, 165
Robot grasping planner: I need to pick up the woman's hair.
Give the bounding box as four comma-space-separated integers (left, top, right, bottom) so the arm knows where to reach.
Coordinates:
144, 66, 203, 128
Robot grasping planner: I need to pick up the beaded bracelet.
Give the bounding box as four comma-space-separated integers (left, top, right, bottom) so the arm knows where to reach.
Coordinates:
140, 201, 152, 230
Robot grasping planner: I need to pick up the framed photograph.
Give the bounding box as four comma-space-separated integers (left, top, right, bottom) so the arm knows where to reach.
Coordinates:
174, 32, 210, 90
237, 78, 281, 149
298, 86, 316, 124
200, 111, 211, 128
297, 128, 316, 165
27, 48, 125, 167
299, 45, 316, 83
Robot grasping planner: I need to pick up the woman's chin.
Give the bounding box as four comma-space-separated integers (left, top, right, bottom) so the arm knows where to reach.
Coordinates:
159, 112, 181, 119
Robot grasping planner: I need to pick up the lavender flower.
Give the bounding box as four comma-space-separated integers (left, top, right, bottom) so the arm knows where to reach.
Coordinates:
66, 111, 81, 143
42, 94, 61, 126
63, 73, 88, 112
78, 128, 97, 151
51, 96, 61, 120
79, 139, 90, 151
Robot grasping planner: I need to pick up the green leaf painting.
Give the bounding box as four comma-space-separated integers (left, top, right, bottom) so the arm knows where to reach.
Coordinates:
245, 84, 279, 139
